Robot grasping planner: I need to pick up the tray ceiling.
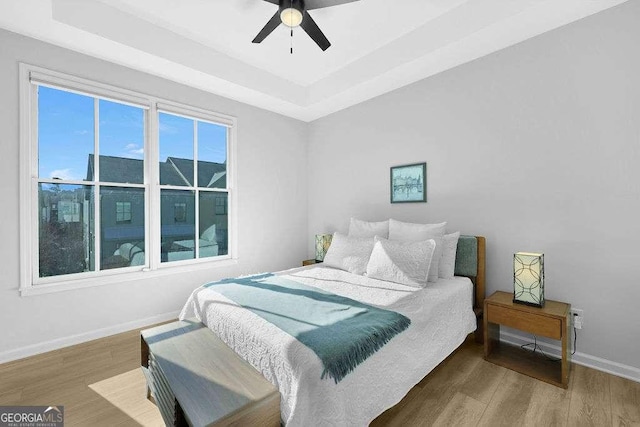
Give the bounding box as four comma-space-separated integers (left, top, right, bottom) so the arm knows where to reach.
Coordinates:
0, 0, 628, 121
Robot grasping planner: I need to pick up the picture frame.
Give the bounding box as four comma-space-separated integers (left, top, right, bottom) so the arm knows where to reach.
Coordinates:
390, 162, 427, 203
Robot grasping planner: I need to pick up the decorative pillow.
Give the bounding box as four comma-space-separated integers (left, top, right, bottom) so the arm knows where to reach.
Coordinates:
366, 237, 436, 287
388, 219, 446, 282
439, 231, 461, 279
348, 218, 389, 239
323, 232, 375, 275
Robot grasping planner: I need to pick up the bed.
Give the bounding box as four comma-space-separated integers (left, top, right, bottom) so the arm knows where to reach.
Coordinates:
179, 235, 485, 426
113, 225, 219, 266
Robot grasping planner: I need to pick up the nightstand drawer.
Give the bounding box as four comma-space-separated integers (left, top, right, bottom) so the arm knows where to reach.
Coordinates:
487, 304, 562, 339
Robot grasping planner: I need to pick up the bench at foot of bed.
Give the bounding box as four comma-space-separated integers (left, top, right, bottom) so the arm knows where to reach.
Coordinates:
141, 319, 280, 427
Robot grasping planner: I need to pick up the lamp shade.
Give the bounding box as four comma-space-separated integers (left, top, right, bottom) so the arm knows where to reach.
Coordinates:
513, 252, 545, 307
315, 234, 333, 262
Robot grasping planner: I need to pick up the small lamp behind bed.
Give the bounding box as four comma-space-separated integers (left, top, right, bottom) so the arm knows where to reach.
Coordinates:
513, 252, 545, 307
315, 234, 333, 262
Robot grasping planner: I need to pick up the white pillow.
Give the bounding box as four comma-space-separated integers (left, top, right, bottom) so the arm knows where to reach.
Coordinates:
366, 237, 436, 287
200, 224, 216, 242
388, 219, 446, 282
322, 232, 375, 275
348, 218, 389, 239
439, 232, 461, 279
115, 243, 142, 262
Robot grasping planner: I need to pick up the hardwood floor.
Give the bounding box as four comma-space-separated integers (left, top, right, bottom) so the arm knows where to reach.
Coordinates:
0, 329, 163, 426
1, 328, 638, 426
373, 339, 640, 427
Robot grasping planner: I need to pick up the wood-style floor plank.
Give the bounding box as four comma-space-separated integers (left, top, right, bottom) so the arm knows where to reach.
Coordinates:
521, 376, 573, 427
432, 391, 486, 427
567, 364, 612, 427
610, 374, 640, 426
477, 369, 538, 427
455, 356, 507, 405
0, 388, 23, 405
0, 327, 637, 427
0, 328, 164, 427
372, 342, 483, 426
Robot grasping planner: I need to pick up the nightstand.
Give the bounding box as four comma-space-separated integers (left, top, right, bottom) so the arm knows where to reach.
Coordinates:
484, 291, 571, 388
302, 259, 321, 266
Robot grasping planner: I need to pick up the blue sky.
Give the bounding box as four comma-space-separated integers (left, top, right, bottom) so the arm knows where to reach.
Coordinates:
38, 86, 227, 181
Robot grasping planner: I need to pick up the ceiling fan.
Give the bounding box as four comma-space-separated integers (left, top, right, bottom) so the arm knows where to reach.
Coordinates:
252, 0, 361, 51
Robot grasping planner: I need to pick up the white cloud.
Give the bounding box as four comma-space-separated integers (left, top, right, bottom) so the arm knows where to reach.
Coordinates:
50, 168, 77, 180
122, 143, 144, 159
159, 121, 177, 134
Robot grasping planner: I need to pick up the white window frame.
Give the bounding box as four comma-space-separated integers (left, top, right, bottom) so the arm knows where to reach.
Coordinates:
157, 105, 232, 265
19, 64, 238, 296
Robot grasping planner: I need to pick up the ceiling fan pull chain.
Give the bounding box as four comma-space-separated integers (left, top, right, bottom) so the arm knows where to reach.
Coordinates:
291, 27, 293, 54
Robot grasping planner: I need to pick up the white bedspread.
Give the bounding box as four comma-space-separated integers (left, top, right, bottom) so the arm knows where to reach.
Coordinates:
179, 266, 476, 426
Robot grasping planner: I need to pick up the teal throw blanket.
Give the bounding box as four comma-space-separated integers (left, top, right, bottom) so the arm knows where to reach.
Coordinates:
204, 273, 411, 383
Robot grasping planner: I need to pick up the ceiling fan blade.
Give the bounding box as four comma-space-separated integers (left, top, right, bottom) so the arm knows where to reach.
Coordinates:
305, 0, 360, 10
300, 11, 331, 51
252, 11, 282, 44
261, 0, 279, 4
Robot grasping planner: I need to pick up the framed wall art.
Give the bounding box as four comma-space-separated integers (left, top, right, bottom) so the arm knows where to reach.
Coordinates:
390, 162, 426, 203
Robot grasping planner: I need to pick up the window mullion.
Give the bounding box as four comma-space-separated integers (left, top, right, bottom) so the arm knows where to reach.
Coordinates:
195, 189, 200, 259
148, 104, 160, 271
227, 126, 235, 259
194, 120, 199, 259
30, 84, 40, 284
93, 98, 101, 272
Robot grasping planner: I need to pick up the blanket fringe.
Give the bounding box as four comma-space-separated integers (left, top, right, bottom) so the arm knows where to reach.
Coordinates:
320, 316, 411, 383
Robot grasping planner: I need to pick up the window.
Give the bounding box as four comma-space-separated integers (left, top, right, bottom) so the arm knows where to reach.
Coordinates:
215, 196, 227, 215
173, 203, 186, 223
159, 111, 229, 263
35, 86, 146, 277
20, 65, 235, 294
116, 202, 132, 223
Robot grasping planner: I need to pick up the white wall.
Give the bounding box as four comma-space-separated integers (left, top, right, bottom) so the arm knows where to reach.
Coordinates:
0, 28, 308, 361
308, 1, 640, 375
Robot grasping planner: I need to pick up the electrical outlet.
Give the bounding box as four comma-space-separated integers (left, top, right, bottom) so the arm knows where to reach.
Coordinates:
571, 308, 584, 329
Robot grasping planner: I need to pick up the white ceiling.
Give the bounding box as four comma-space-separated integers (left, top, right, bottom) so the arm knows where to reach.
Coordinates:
0, 0, 628, 121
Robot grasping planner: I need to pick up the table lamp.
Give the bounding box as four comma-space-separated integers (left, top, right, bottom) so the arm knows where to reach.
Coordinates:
513, 252, 545, 307
315, 234, 333, 262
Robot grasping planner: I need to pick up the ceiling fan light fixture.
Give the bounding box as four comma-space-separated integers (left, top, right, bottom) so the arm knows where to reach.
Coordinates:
280, 8, 303, 27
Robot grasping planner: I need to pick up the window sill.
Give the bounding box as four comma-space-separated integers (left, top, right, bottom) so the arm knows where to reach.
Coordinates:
20, 257, 238, 297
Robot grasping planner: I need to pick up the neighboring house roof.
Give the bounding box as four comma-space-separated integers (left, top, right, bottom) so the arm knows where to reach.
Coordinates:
167, 157, 226, 188
87, 154, 144, 183
87, 155, 226, 188
207, 171, 227, 188
160, 161, 190, 186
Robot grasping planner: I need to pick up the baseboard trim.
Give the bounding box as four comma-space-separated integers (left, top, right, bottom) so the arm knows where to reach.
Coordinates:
4, 314, 639, 384
500, 330, 640, 384
0, 311, 180, 364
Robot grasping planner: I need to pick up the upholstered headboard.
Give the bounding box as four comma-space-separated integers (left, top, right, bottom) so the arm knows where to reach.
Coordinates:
454, 235, 486, 342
